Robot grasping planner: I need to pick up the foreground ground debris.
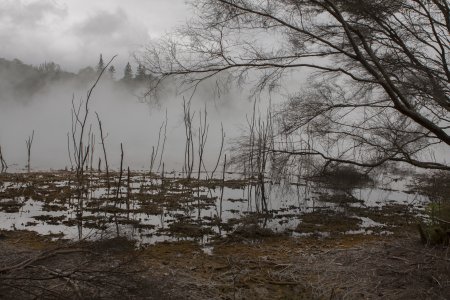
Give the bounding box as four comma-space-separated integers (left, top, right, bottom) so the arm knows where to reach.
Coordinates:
0, 170, 448, 298
1, 230, 450, 299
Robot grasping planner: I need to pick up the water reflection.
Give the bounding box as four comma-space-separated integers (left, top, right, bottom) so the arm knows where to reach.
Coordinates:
0, 171, 429, 245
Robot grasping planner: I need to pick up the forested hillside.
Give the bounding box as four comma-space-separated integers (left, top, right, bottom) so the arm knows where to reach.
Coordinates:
0, 57, 150, 103
0, 58, 76, 103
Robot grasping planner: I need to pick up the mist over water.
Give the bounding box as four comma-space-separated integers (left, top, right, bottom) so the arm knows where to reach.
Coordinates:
0, 76, 270, 172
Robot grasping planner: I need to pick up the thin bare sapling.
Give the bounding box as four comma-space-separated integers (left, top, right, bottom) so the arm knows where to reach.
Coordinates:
0, 145, 7, 172
25, 130, 34, 173
68, 55, 116, 179
95, 112, 110, 188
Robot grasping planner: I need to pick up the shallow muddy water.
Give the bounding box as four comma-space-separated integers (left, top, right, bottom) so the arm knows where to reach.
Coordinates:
0, 171, 429, 245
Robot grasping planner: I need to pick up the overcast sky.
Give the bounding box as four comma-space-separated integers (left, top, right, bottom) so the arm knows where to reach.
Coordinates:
0, 0, 190, 72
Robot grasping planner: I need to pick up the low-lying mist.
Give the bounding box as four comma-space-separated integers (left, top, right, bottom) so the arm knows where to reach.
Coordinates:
0, 76, 268, 172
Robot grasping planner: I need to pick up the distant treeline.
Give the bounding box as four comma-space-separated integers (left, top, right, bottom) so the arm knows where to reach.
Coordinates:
0, 55, 151, 103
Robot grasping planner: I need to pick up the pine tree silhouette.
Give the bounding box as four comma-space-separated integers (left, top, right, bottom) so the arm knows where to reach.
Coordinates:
123, 62, 133, 81
96, 54, 105, 74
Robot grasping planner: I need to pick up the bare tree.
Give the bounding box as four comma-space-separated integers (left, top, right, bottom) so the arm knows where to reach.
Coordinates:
25, 130, 34, 173
96, 112, 110, 188
141, 0, 450, 171
183, 98, 195, 179
69, 55, 117, 177
0, 145, 7, 172
149, 113, 168, 175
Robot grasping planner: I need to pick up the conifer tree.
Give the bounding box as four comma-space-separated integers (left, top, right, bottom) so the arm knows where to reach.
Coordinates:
108, 65, 116, 80
96, 54, 104, 74
123, 62, 133, 81
136, 64, 146, 81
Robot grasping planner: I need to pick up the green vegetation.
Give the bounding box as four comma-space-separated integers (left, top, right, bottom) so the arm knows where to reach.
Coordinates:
413, 171, 450, 245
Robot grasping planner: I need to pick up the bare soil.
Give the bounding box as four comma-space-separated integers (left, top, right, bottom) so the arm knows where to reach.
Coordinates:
1, 229, 449, 299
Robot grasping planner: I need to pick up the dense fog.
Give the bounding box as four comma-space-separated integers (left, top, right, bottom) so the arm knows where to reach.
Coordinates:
0, 62, 276, 172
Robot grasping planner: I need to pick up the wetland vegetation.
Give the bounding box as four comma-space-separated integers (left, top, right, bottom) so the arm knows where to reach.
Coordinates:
0, 57, 449, 298
1, 0, 450, 298
0, 167, 449, 299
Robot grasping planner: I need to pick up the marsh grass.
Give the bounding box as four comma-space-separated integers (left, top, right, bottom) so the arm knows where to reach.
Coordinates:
412, 171, 450, 245
0, 168, 432, 245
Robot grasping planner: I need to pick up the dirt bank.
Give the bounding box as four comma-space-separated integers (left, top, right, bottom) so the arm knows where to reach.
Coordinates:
1, 230, 449, 299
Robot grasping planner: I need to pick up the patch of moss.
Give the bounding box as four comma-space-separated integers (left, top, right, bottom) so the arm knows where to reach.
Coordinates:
165, 220, 214, 238
318, 192, 363, 205
296, 210, 361, 233
42, 203, 68, 212
33, 214, 66, 225
136, 203, 164, 215
0, 199, 24, 213
232, 224, 277, 239
0, 229, 59, 249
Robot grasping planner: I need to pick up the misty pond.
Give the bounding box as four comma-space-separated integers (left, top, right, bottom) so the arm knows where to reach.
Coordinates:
1, 1, 450, 298
0, 76, 433, 247
0, 169, 429, 247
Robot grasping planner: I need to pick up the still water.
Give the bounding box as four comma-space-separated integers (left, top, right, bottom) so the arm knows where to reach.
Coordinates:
0, 172, 428, 245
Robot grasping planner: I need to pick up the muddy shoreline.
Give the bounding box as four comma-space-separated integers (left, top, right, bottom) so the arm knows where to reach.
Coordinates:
0, 170, 428, 243
1, 229, 449, 299
0, 170, 448, 299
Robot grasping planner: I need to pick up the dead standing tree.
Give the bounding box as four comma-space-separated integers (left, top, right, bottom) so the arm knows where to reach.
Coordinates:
0, 145, 7, 172
96, 112, 110, 188
25, 130, 34, 173
67, 56, 116, 240
69, 55, 117, 179
183, 98, 195, 179
142, 0, 450, 171
229, 102, 274, 211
